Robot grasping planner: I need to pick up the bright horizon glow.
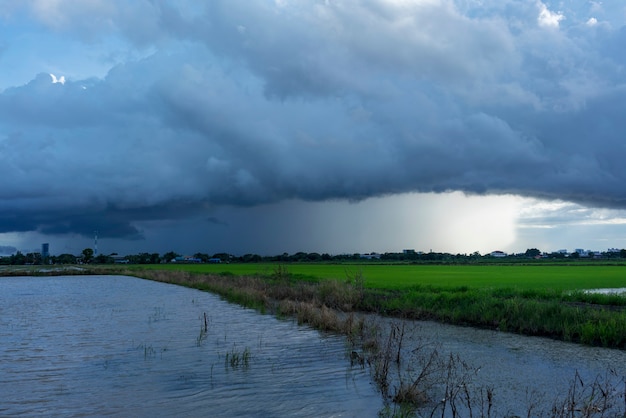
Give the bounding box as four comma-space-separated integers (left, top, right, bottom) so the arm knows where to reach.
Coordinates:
5, 192, 626, 257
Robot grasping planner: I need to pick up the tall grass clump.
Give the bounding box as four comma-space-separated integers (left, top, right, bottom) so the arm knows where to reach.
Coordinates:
225, 345, 251, 369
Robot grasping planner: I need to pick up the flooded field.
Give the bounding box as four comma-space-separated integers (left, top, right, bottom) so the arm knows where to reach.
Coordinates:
0, 275, 382, 417
1, 275, 625, 417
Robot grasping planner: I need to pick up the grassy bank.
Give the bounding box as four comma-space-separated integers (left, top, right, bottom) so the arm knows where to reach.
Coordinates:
112, 265, 626, 349
365, 285, 626, 347
3, 263, 625, 348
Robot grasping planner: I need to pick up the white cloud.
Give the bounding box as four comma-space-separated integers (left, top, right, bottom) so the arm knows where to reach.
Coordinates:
49, 73, 65, 84
537, 1, 564, 28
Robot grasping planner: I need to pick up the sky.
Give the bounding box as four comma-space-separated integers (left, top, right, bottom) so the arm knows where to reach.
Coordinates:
2, 0, 626, 257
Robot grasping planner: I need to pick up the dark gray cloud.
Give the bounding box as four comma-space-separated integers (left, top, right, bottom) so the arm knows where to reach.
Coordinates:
2, 0, 626, 243
0, 245, 17, 255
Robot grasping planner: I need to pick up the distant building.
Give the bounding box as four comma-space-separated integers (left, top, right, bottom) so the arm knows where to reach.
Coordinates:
112, 256, 129, 264
360, 253, 381, 260
173, 256, 202, 263
41, 243, 49, 259
490, 250, 507, 258
403, 249, 416, 255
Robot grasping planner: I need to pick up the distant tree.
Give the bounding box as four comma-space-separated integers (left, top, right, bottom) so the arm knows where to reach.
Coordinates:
128, 252, 162, 264
162, 251, 179, 263
25, 252, 41, 264
82, 248, 94, 263
307, 252, 322, 261
10, 251, 26, 265
570, 251, 580, 259
381, 252, 400, 261
242, 253, 262, 263
290, 252, 308, 262
55, 253, 77, 264
194, 253, 210, 263
212, 253, 232, 262
620, 249, 626, 258
94, 254, 112, 264
549, 252, 566, 259
525, 248, 541, 258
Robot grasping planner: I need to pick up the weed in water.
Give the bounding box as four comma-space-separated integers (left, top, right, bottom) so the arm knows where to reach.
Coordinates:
136, 343, 157, 359
225, 345, 251, 369
148, 306, 167, 323
196, 327, 207, 347
196, 312, 209, 346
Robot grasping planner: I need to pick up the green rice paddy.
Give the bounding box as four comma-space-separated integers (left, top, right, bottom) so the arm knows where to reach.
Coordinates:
127, 262, 626, 348
136, 263, 626, 291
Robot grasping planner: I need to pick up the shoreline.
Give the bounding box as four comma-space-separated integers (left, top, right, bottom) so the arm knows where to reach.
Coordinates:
3, 264, 625, 350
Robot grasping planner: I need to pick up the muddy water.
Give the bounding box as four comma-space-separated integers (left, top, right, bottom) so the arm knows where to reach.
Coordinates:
0, 275, 382, 417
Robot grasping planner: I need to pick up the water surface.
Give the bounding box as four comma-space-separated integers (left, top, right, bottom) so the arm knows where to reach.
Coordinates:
0, 275, 382, 417
2, 275, 625, 417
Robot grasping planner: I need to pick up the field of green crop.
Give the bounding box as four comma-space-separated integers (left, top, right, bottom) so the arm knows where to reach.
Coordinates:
135, 263, 626, 291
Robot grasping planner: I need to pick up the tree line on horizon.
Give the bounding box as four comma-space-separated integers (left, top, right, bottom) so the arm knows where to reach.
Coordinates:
3, 247, 626, 266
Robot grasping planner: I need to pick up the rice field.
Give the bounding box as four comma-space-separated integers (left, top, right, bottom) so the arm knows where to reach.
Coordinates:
136, 263, 626, 291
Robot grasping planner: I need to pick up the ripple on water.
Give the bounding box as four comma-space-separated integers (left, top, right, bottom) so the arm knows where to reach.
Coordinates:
0, 275, 383, 417
2, 275, 625, 417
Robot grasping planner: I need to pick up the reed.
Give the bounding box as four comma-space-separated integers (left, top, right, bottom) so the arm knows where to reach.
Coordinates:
225, 345, 251, 368
196, 313, 209, 347
359, 318, 626, 417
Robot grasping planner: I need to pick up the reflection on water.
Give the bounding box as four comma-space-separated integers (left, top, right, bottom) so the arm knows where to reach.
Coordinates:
0, 276, 382, 417
584, 287, 626, 295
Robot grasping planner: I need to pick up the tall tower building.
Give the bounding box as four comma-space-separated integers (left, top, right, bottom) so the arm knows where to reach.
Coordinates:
41, 243, 49, 260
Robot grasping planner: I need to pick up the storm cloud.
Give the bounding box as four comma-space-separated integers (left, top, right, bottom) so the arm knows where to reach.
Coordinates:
2, 0, 626, 242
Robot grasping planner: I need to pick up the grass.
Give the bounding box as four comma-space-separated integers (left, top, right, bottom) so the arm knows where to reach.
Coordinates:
131, 263, 626, 291
225, 345, 251, 369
